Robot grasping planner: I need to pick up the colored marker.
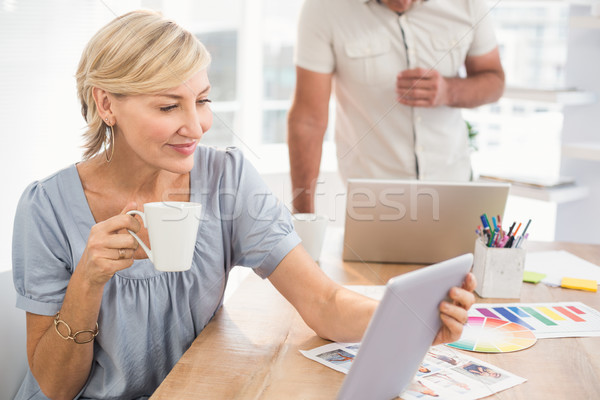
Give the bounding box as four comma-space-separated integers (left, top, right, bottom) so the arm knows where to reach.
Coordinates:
483, 213, 494, 236
479, 216, 491, 243
480, 214, 490, 230
515, 236, 522, 248
497, 215, 503, 239
516, 233, 529, 248
493, 232, 502, 247
513, 222, 522, 237
521, 219, 532, 237
506, 222, 515, 236
489, 232, 498, 247
483, 227, 491, 243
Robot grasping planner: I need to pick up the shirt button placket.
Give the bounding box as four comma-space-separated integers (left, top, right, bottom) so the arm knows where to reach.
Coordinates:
399, 14, 421, 179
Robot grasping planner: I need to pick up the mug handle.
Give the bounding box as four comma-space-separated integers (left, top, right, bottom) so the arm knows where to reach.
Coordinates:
126, 210, 153, 262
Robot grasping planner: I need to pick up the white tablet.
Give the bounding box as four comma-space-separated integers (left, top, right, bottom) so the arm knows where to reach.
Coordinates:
337, 253, 473, 400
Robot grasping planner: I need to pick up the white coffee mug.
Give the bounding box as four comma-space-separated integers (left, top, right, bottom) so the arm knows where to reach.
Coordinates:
292, 213, 328, 262
127, 202, 202, 271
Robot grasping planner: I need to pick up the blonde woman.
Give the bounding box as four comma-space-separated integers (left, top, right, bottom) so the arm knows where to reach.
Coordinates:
12, 10, 476, 399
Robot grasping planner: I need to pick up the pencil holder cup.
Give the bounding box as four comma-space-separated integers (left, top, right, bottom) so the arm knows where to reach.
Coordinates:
472, 239, 526, 299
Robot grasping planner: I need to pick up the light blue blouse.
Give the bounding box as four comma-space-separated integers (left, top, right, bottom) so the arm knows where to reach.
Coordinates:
12, 146, 301, 399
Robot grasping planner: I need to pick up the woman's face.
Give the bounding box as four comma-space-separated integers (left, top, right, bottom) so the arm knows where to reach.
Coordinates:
110, 69, 212, 174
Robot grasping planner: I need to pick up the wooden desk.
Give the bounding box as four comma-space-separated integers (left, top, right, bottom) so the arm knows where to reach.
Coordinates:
151, 232, 600, 399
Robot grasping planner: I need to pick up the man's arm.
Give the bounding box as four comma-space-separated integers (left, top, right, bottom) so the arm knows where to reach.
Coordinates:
287, 66, 333, 213
396, 47, 505, 108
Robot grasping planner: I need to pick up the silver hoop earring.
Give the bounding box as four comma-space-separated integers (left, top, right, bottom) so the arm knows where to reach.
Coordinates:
105, 124, 115, 163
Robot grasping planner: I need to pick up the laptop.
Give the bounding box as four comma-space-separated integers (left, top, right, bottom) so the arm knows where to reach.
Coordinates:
343, 179, 510, 264
337, 253, 473, 400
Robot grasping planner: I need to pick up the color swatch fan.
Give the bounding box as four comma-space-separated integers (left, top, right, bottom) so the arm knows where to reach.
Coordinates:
447, 317, 536, 353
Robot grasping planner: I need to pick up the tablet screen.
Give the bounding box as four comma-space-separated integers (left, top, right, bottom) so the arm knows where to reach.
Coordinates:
337, 253, 473, 400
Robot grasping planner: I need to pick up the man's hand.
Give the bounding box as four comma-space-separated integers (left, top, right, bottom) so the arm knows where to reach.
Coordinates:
396, 49, 505, 109
396, 68, 449, 107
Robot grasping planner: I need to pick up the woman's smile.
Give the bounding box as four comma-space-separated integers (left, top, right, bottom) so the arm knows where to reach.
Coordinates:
167, 141, 198, 156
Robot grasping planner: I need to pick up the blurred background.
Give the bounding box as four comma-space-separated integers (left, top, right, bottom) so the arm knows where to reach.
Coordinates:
1, 0, 599, 273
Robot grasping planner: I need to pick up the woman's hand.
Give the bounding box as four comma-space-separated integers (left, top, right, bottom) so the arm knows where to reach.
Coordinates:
77, 202, 141, 287
433, 273, 477, 345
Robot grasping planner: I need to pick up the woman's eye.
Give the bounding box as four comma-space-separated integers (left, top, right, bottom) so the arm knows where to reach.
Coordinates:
160, 99, 210, 112
160, 104, 178, 112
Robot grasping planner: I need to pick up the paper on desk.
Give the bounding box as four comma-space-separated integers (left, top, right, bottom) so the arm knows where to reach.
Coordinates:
524, 251, 600, 287
300, 343, 526, 400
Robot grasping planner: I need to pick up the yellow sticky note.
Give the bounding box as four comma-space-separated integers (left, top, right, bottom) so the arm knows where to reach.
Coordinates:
560, 277, 597, 292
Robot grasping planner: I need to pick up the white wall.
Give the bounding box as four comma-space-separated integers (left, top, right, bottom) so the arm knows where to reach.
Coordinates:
0, 3, 122, 272
556, 5, 600, 244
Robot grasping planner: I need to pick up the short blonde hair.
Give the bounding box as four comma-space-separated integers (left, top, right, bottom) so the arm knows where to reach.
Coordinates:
76, 10, 211, 159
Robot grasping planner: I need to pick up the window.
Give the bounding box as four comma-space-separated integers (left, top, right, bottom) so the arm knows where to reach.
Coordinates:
0, 0, 319, 272
469, 1, 569, 181
466, 1, 570, 241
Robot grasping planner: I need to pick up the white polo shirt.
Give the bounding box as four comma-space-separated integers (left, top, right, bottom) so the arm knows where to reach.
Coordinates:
295, 0, 498, 181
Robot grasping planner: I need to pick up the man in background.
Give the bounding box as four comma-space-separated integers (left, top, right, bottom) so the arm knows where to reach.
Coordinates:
287, 0, 505, 213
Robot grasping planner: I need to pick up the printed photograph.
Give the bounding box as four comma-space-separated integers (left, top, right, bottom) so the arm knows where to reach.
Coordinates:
427, 347, 461, 366
422, 371, 475, 396
415, 362, 442, 377
344, 344, 361, 352
453, 361, 508, 386
316, 349, 355, 372
402, 380, 440, 398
